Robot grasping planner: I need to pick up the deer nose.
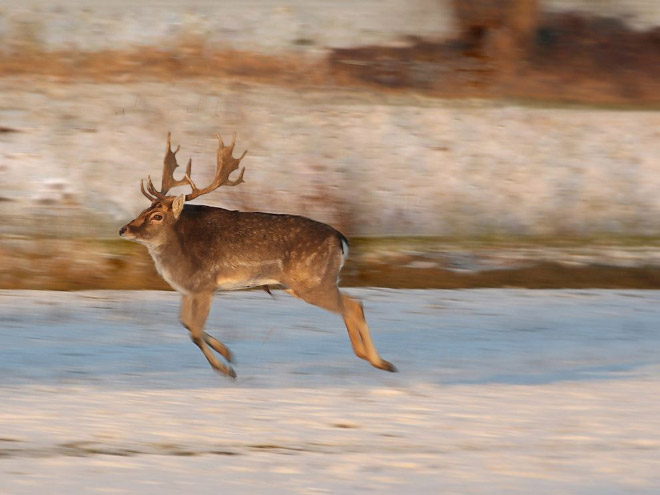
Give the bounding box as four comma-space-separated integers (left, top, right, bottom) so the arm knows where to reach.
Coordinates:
119, 226, 127, 236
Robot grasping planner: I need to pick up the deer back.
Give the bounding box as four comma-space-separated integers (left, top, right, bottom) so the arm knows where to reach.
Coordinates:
152, 204, 348, 294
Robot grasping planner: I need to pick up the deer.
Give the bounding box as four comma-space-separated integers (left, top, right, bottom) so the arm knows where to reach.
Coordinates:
119, 132, 396, 378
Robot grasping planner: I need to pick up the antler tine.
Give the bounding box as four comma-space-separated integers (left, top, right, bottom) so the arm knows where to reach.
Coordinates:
166, 132, 180, 155
185, 132, 247, 201
146, 175, 170, 201
140, 179, 158, 202
160, 132, 193, 195
217, 131, 247, 186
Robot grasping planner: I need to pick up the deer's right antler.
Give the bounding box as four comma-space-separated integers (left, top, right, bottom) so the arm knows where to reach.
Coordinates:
183, 132, 247, 202
140, 132, 246, 203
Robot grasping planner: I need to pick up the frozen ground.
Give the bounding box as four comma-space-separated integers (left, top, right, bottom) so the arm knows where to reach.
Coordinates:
1, 289, 659, 494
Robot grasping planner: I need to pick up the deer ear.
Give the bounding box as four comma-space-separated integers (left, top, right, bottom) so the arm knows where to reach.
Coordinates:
171, 194, 185, 219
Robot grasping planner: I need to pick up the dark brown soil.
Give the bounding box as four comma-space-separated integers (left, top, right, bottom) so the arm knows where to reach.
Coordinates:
343, 260, 660, 289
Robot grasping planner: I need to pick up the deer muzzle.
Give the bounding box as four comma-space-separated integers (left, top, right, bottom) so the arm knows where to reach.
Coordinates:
119, 225, 136, 240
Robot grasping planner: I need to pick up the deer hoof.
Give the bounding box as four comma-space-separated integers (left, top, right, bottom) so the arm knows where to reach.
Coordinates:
375, 360, 397, 373
228, 367, 237, 379
213, 364, 237, 379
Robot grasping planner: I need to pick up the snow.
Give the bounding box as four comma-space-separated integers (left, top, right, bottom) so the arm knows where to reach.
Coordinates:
1, 289, 659, 494
3, 79, 660, 239
2, 0, 659, 55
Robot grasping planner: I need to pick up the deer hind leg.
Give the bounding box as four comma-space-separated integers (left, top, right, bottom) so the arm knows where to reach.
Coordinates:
340, 293, 396, 372
180, 293, 236, 378
288, 286, 396, 372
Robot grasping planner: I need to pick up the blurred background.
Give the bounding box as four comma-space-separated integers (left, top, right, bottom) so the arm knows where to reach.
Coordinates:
1, 0, 659, 290
3, 5, 660, 492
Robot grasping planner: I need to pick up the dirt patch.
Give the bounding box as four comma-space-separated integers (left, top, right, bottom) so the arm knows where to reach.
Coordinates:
4, 237, 660, 290
344, 260, 660, 289
0, 238, 170, 291
329, 11, 660, 104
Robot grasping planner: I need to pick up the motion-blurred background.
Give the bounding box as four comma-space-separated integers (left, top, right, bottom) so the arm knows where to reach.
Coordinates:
1, 0, 659, 290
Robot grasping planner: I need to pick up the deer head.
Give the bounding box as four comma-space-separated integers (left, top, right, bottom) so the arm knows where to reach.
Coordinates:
119, 132, 247, 246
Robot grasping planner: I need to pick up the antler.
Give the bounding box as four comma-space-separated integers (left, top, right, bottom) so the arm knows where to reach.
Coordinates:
184, 132, 247, 202
140, 132, 193, 202
162, 132, 193, 194
139, 132, 246, 203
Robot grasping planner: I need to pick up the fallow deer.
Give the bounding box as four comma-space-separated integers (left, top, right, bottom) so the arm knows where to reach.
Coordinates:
119, 132, 395, 378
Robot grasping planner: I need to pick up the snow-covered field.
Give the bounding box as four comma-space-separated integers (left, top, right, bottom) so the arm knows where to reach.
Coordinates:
3, 78, 660, 239
1, 289, 659, 494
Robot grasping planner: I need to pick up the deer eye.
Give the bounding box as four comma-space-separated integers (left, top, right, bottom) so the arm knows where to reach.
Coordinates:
152, 214, 163, 222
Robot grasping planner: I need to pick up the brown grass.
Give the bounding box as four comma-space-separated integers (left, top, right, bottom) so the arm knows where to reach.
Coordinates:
330, 11, 660, 105
0, 11, 658, 105
0, 46, 329, 86
3, 237, 660, 290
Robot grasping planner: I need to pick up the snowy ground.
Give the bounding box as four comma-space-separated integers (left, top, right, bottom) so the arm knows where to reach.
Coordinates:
1, 289, 659, 494
3, 78, 660, 239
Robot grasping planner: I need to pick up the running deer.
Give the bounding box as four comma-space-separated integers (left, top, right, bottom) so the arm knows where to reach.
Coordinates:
119, 132, 395, 378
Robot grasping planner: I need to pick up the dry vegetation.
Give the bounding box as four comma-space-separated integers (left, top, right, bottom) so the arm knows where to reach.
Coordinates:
0, 45, 327, 85
329, 10, 660, 104
3, 237, 660, 290
0, 10, 658, 104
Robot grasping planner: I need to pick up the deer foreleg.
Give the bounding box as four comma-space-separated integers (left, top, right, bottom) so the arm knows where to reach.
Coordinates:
180, 295, 234, 362
180, 293, 236, 378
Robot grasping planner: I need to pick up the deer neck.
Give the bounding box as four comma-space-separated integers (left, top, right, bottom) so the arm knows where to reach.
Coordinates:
146, 229, 180, 262
145, 231, 191, 293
